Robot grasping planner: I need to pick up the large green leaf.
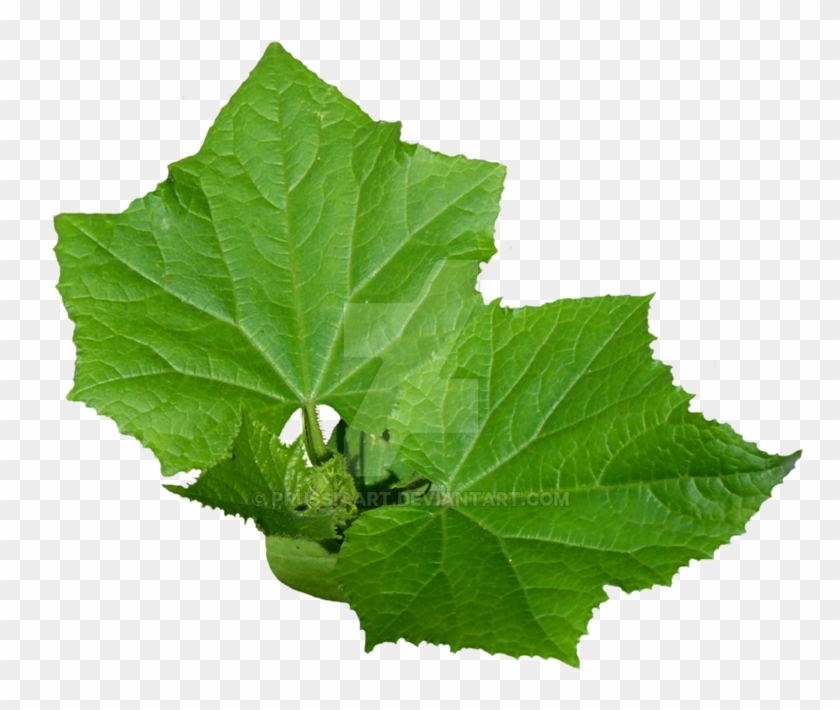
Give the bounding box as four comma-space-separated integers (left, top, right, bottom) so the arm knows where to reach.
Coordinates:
55, 42, 503, 475
335, 295, 800, 664
54, 40, 799, 664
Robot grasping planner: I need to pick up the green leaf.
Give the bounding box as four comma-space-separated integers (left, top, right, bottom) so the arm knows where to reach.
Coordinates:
335, 296, 801, 664
164, 410, 357, 540
55, 41, 504, 475
55, 41, 799, 664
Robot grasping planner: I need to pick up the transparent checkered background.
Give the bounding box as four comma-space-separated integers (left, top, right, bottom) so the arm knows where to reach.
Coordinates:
1, 0, 838, 707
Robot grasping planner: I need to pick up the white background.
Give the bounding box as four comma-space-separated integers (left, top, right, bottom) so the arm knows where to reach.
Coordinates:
1, 0, 838, 707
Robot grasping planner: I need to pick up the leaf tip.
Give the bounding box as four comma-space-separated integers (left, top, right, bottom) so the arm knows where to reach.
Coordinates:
261, 40, 287, 59
159, 462, 185, 478
779, 448, 803, 475
53, 211, 72, 231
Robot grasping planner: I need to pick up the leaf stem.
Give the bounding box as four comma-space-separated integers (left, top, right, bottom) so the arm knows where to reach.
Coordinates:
302, 403, 331, 466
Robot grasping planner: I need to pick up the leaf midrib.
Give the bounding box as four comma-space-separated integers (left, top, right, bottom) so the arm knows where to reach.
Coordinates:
273, 85, 314, 399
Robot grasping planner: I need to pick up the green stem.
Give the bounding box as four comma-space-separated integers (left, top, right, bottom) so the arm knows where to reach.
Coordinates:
302, 403, 331, 466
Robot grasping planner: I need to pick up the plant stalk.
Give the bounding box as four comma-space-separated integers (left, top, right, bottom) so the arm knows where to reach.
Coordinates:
302, 403, 331, 466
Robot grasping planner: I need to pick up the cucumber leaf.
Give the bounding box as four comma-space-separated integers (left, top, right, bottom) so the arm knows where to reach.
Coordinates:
335, 296, 800, 664
55, 42, 504, 475
54, 41, 800, 666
